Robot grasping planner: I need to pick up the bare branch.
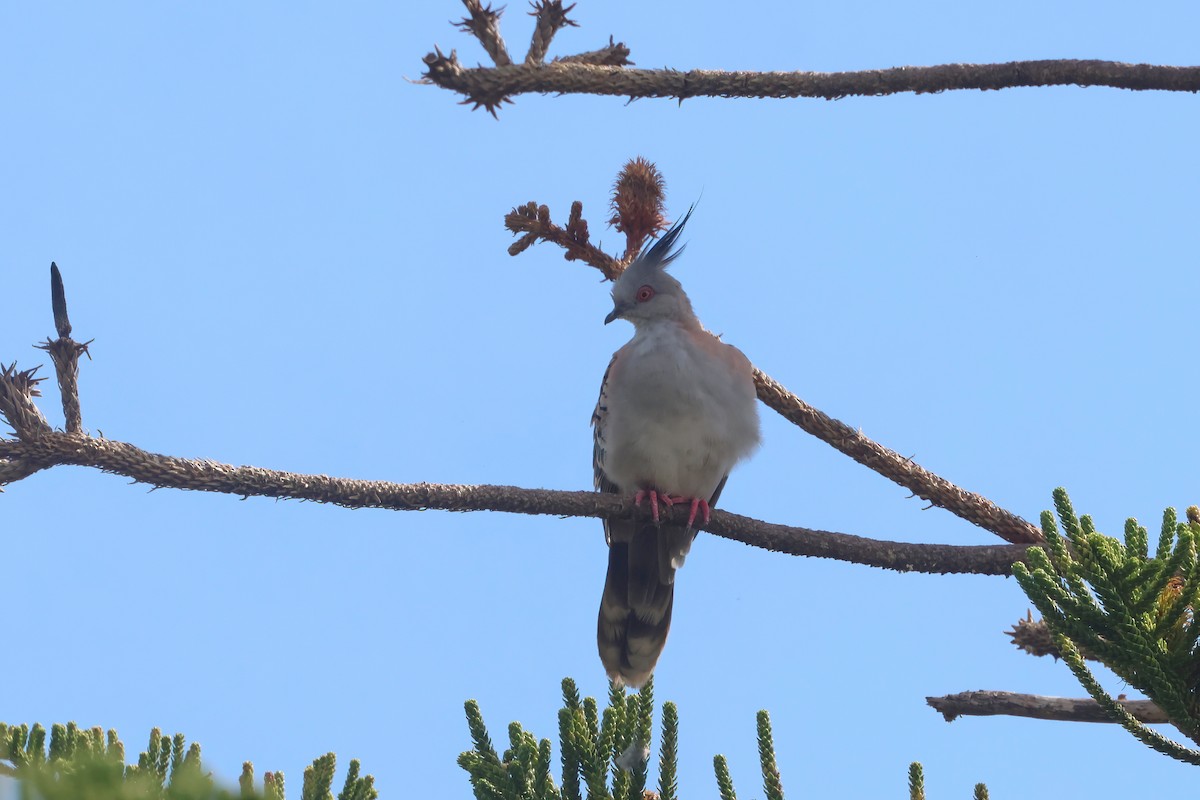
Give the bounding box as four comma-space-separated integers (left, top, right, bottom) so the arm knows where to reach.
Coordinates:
752, 371, 1043, 545
0, 432, 1028, 575
422, 56, 1200, 112
927, 690, 1168, 725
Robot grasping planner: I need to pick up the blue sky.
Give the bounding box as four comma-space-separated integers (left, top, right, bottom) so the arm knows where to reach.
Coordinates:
4, 1, 1200, 797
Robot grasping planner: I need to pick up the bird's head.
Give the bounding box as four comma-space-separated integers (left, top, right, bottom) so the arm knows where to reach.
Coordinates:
605, 206, 697, 328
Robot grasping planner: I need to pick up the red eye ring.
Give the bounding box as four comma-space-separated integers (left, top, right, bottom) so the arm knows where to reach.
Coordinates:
636, 285, 655, 303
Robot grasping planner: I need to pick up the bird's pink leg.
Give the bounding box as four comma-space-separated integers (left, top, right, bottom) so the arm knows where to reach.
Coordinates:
634, 489, 661, 523
658, 494, 711, 528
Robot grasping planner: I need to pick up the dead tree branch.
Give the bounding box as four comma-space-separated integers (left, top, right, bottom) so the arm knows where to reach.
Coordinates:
422, 51, 1200, 113
927, 690, 1168, 725
0, 431, 1029, 575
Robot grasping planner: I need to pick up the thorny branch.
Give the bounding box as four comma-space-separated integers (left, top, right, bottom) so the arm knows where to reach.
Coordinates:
927, 691, 1169, 725
424, 57, 1200, 115
525, 1, 578, 66
424, 5, 1200, 114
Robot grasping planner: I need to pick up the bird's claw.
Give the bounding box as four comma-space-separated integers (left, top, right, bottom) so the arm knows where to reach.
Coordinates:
634, 488, 661, 523
634, 490, 710, 528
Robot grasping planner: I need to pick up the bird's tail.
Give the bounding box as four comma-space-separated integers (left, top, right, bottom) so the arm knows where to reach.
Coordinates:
597, 523, 689, 688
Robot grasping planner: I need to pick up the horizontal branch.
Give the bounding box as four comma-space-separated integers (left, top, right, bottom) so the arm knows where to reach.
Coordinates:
927, 690, 1168, 725
0, 432, 1030, 575
421, 56, 1200, 112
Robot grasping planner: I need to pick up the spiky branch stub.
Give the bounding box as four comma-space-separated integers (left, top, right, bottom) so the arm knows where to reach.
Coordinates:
437, 0, 629, 115
422, 3, 1200, 114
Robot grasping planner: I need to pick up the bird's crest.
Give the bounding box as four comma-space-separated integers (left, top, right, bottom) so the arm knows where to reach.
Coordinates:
636, 204, 695, 272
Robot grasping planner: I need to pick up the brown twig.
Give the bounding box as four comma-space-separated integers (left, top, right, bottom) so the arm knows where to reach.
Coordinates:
505, 201, 622, 276
34, 263, 90, 434
526, 1, 578, 65
927, 690, 1168, 725
421, 56, 1200, 113
0, 431, 1028, 575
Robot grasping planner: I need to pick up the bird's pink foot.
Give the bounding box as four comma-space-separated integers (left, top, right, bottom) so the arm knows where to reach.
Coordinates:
658, 494, 711, 528
634, 488, 661, 523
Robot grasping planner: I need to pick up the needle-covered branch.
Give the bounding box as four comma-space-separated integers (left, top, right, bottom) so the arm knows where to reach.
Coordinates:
927, 691, 1168, 725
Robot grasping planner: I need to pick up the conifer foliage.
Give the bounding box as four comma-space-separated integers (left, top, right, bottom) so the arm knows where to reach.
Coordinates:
457, 678, 986, 799
0, 721, 376, 800
1013, 488, 1200, 764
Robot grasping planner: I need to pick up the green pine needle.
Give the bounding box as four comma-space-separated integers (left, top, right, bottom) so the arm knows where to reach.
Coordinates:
713, 755, 737, 800
907, 762, 924, 800
755, 711, 784, 800
657, 703, 678, 800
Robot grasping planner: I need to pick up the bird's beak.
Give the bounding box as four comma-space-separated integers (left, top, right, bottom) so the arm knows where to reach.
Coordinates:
604, 302, 630, 325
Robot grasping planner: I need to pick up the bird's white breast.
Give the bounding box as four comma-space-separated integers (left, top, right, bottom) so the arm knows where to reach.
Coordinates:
603, 323, 760, 499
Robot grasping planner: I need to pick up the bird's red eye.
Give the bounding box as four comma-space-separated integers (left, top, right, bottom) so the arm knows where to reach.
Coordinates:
636, 285, 655, 303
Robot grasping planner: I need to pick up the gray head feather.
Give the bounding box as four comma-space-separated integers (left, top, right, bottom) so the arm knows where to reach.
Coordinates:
604, 206, 698, 327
